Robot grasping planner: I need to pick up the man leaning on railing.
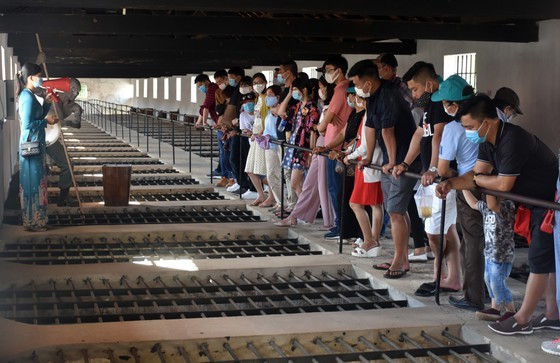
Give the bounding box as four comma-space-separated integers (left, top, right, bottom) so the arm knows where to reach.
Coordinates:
435, 94, 559, 339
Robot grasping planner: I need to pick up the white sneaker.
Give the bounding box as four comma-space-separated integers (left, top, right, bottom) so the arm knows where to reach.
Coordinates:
352, 246, 382, 257
241, 190, 259, 200
227, 183, 240, 192
426, 251, 435, 260
408, 252, 428, 262
263, 185, 269, 193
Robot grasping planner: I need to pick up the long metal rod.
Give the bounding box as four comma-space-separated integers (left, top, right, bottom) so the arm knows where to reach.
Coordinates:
435, 198, 446, 305
400, 333, 447, 363
379, 334, 420, 363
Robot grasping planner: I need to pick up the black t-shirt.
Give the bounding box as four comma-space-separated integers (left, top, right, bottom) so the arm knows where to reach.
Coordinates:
365, 80, 417, 165
478, 122, 558, 201
228, 84, 242, 114
419, 99, 454, 170
280, 87, 300, 107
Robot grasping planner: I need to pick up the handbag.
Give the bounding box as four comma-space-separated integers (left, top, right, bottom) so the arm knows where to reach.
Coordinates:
335, 159, 355, 177
540, 192, 558, 234
514, 205, 532, 245
20, 133, 40, 157
255, 135, 270, 150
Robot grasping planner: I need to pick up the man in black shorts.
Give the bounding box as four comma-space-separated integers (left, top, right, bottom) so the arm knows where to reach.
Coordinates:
436, 94, 559, 335
348, 59, 420, 279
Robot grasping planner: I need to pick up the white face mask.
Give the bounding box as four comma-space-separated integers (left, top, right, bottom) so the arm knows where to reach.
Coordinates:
218, 83, 227, 90
318, 89, 326, 100
355, 98, 364, 108
253, 84, 265, 94
355, 86, 369, 98
444, 108, 456, 117
325, 69, 339, 84
444, 103, 457, 117
240, 86, 252, 95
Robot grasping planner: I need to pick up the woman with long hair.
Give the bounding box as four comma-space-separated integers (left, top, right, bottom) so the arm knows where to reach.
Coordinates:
16, 63, 58, 231
275, 77, 335, 227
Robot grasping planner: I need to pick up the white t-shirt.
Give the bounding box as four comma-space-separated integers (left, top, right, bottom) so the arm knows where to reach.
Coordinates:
239, 111, 255, 132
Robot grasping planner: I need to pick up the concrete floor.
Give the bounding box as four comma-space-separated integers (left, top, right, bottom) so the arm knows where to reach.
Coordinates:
0, 118, 558, 362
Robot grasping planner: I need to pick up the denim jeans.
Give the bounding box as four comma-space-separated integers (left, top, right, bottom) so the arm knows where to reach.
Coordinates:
326, 158, 342, 231
217, 131, 232, 178
46, 140, 72, 189
484, 257, 513, 306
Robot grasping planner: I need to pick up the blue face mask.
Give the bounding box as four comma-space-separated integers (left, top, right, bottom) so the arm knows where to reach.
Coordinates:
277, 74, 285, 84
229, 78, 237, 87
347, 96, 355, 108
292, 90, 302, 101
33, 76, 43, 88
243, 102, 255, 113
198, 85, 207, 94
465, 122, 489, 144
265, 96, 278, 107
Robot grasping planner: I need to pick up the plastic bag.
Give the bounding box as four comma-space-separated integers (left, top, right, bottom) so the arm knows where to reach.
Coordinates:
414, 184, 434, 218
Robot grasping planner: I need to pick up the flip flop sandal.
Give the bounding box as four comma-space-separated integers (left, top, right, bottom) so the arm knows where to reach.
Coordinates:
259, 202, 276, 208
373, 262, 392, 271
383, 268, 407, 279
374, 263, 410, 272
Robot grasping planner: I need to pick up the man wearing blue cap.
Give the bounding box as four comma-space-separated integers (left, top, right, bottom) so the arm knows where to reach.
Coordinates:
429, 76, 485, 311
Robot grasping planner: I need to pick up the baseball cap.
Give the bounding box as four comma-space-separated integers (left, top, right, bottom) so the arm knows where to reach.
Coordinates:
241, 93, 256, 103
431, 74, 472, 102
376, 53, 398, 68
346, 81, 356, 93
494, 87, 523, 115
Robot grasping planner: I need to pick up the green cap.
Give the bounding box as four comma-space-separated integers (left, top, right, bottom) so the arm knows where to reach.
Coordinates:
431, 74, 472, 102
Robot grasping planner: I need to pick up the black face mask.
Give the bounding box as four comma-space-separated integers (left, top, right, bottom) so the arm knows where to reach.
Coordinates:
416, 91, 431, 109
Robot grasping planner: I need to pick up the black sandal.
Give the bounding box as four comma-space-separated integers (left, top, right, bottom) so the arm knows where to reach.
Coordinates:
383, 268, 407, 279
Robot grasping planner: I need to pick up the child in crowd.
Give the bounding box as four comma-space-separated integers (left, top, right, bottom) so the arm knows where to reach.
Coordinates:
463, 190, 517, 321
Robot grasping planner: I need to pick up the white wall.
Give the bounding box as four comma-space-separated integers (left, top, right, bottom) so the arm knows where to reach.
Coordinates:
79, 78, 133, 105
0, 33, 19, 224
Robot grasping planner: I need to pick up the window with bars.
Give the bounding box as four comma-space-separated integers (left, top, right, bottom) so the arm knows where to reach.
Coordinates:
163, 78, 169, 100
152, 78, 158, 99
261, 70, 274, 87
190, 76, 197, 103
443, 53, 476, 90
302, 66, 318, 80
176, 77, 182, 101
1, 46, 5, 80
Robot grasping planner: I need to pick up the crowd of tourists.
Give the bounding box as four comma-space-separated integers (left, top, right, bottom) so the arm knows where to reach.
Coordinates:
192, 54, 560, 355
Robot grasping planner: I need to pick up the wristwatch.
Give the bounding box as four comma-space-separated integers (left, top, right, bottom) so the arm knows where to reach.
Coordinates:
428, 166, 438, 173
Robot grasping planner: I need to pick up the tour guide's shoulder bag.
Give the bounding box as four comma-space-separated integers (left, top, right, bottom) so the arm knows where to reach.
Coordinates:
20, 132, 40, 157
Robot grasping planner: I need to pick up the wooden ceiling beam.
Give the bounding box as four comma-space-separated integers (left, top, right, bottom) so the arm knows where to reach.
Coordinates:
0, 14, 539, 42
4, 1, 559, 19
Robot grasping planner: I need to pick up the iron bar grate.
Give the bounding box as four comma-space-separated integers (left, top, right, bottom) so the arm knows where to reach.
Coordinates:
52, 168, 180, 175
49, 191, 223, 204
48, 177, 199, 187
3, 207, 261, 226
0, 236, 320, 264
0, 270, 407, 324
19, 330, 498, 362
